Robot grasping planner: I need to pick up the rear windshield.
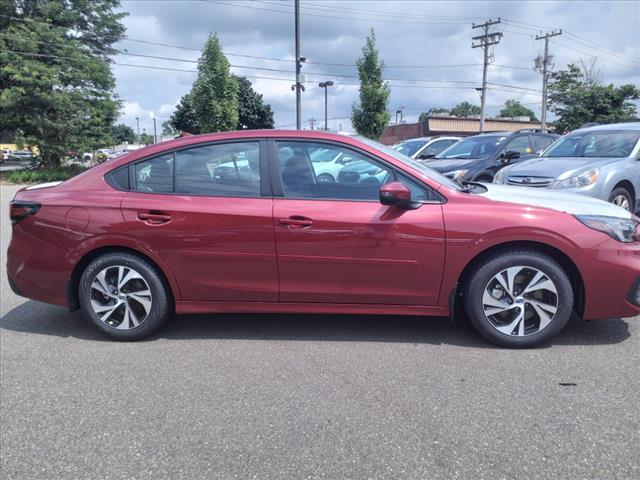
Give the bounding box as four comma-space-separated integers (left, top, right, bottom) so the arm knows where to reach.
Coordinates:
544, 130, 640, 158
436, 135, 505, 159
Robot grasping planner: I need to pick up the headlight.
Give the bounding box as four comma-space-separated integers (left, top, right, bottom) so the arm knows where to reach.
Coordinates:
555, 169, 599, 189
575, 215, 639, 243
493, 168, 507, 184
446, 169, 469, 182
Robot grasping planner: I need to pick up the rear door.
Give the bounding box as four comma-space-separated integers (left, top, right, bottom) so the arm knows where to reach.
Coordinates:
271, 139, 446, 305
121, 140, 278, 302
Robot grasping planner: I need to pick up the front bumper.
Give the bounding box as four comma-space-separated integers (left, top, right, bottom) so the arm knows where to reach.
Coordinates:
626, 275, 640, 307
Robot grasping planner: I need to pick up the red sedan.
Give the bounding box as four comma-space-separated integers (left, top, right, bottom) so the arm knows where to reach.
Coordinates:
7, 131, 640, 347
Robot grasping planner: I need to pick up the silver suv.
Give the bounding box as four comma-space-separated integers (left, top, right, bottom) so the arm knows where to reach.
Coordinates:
493, 122, 640, 212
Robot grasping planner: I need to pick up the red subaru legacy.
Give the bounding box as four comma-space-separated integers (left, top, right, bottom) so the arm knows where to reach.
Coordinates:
7, 131, 640, 347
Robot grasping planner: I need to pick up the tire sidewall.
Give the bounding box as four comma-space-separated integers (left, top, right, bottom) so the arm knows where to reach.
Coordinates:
609, 188, 633, 211
79, 253, 171, 340
465, 252, 574, 348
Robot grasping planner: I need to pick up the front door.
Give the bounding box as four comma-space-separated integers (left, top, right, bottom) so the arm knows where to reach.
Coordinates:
272, 140, 446, 305
121, 140, 278, 302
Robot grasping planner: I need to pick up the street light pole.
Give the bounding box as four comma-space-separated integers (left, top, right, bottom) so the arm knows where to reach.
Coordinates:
135, 117, 140, 147
318, 81, 334, 130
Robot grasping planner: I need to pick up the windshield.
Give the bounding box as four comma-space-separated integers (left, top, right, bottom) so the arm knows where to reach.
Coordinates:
357, 136, 462, 191
543, 130, 640, 158
436, 135, 506, 160
394, 139, 429, 157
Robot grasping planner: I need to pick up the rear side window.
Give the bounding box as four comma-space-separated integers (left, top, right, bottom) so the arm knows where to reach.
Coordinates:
135, 153, 174, 193
175, 142, 260, 197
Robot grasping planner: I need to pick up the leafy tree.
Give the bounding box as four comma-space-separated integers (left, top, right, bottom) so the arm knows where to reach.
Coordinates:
499, 100, 538, 121
191, 34, 238, 133
418, 108, 450, 122
235, 76, 274, 129
0, 0, 125, 167
112, 123, 136, 144
351, 29, 390, 139
549, 63, 639, 132
450, 102, 481, 118
139, 132, 154, 145
169, 93, 200, 134
162, 120, 178, 138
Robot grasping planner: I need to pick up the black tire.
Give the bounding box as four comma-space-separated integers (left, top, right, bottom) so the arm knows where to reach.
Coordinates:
317, 173, 335, 183
79, 252, 172, 340
608, 187, 634, 212
463, 250, 574, 348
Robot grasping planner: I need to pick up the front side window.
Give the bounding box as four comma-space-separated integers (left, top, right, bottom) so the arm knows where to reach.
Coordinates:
276, 141, 393, 201
503, 135, 532, 155
135, 153, 174, 193
395, 139, 429, 157
176, 142, 260, 196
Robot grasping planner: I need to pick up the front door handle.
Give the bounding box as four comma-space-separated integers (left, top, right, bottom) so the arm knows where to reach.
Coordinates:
138, 212, 172, 224
279, 216, 313, 229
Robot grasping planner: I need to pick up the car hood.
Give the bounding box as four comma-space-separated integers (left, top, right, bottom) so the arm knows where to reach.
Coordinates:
503, 156, 622, 180
478, 183, 632, 219
426, 158, 479, 173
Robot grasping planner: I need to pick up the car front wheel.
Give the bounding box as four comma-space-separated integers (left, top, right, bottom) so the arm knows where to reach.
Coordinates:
79, 252, 172, 340
464, 250, 574, 348
609, 187, 634, 212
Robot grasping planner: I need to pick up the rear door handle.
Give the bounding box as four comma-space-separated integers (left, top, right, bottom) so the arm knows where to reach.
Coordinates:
138, 212, 172, 224
279, 216, 313, 229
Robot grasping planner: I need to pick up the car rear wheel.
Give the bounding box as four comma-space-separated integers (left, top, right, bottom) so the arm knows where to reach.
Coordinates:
79, 252, 172, 340
609, 188, 633, 212
463, 250, 574, 348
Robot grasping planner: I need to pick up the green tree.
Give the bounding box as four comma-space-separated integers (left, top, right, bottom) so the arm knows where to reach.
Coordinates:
162, 120, 178, 138
139, 132, 154, 145
191, 34, 238, 133
169, 93, 199, 133
418, 108, 450, 122
499, 100, 538, 121
235, 75, 274, 129
0, 0, 125, 167
351, 29, 390, 139
450, 102, 481, 118
112, 123, 136, 144
549, 63, 639, 132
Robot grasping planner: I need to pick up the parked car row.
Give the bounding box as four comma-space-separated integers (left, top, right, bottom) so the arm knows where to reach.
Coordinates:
8, 129, 640, 348
1, 149, 37, 163
393, 122, 639, 212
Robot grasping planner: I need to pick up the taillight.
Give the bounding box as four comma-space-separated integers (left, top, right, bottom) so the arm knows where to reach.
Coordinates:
10, 201, 41, 224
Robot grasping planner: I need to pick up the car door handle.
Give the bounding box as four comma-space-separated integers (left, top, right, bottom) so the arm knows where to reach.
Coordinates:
138, 212, 172, 224
279, 216, 313, 228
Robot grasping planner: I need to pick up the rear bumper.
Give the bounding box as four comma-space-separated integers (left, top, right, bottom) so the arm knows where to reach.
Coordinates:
7, 224, 71, 307
581, 239, 640, 320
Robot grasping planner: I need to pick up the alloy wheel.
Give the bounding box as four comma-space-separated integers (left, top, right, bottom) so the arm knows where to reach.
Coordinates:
89, 265, 152, 330
612, 194, 631, 211
482, 266, 559, 337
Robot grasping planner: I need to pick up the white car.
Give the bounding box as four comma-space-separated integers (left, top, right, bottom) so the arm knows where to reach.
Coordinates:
393, 136, 461, 160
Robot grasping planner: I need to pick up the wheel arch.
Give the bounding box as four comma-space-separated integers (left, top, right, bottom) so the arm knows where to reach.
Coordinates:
68, 246, 177, 312
453, 240, 585, 318
611, 179, 636, 203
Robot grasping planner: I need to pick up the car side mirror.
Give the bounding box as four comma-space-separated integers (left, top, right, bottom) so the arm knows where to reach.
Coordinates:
500, 150, 520, 163
417, 152, 436, 160
379, 182, 418, 209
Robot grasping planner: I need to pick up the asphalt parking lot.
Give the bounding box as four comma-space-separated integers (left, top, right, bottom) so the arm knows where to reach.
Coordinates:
1, 183, 639, 480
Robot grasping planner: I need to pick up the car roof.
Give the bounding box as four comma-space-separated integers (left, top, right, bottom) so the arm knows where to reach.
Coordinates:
574, 122, 640, 132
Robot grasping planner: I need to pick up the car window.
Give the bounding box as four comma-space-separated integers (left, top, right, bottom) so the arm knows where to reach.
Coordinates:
135, 153, 174, 193
531, 135, 555, 151
544, 130, 640, 158
276, 141, 393, 201
423, 139, 453, 156
503, 135, 532, 155
175, 142, 261, 197
394, 140, 429, 157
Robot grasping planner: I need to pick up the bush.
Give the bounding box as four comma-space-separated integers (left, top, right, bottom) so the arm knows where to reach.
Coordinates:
4, 165, 88, 184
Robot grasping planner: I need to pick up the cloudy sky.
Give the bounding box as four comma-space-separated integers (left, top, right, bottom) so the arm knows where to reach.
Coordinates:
113, 0, 640, 135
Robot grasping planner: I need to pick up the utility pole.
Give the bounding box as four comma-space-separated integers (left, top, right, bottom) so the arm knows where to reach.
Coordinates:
153, 117, 158, 144
135, 116, 140, 146
294, 0, 303, 130
535, 30, 562, 130
309, 118, 316, 130
395, 106, 404, 124
319, 81, 334, 130
472, 18, 502, 132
